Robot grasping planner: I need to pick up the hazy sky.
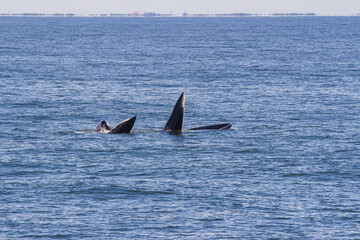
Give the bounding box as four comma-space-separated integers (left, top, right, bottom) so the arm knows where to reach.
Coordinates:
1, 0, 360, 15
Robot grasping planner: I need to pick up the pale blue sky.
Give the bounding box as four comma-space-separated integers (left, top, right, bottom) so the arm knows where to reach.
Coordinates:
1, 0, 360, 15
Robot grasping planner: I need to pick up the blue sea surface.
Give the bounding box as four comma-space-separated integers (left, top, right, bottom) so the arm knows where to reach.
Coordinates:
1, 16, 360, 239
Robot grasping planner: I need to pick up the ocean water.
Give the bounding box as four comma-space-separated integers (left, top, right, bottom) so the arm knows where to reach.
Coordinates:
1, 16, 360, 239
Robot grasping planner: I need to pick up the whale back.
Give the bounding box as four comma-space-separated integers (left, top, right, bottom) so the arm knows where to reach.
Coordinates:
189, 123, 232, 130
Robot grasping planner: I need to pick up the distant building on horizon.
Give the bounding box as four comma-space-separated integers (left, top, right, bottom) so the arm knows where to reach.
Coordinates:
127, 11, 141, 17
272, 13, 316, 16
143, 12, 157, 17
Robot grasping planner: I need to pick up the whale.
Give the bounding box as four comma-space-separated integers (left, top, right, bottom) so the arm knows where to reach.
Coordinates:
189, 123, 232, 130
163, 92, 185, 131
163, 92, 232, 132
96, 116, 137, 134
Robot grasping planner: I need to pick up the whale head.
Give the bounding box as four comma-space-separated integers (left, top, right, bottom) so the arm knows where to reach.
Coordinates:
96, 120, 111, 133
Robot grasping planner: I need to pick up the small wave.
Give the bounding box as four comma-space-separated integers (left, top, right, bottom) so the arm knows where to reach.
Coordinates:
61, 185, 176, 197
20, 234, 71, 239
198, 217, 224, 222
127, 188, 176, 196
297, 135, 332, 140
235, 148, 262, 153
282, 172, 310, 177
74, 129, 96, 134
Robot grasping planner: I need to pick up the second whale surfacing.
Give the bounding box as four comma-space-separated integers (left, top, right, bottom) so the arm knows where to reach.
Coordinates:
163, 92, 232, 132
96, 116, 137, 134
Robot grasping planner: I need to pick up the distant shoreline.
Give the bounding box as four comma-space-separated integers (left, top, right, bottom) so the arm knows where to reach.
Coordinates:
1, 12, 359, 17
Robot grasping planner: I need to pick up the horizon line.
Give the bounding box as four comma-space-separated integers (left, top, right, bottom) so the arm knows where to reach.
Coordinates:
1, 12, 360, 17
